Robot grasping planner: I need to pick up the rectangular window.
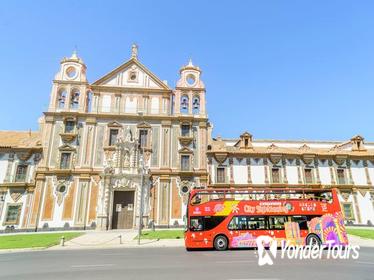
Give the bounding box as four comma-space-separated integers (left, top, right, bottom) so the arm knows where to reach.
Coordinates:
343, 203, 354, 220
189, 216, 203, 231
5, 204, 22, 224
337, 169, 346, 185
181, 124, 190, 137
139, 130, 148, 148
181, 155, 190, 171
203, 216, 226, 231
247, 216, 267, 230
268, 216, 288, 230
64, 120, 75, 133
228, 216, 267, 230
216, 167, 226, 183
109, 129, 119, 146
228, 216, 249, 230
60, 153, 71, 169
15, 165, 27, 182
304, 168, 313, 184
272, 168, 280, 183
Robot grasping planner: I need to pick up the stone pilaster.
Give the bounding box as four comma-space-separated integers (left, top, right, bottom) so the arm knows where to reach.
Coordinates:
246, 158, 252, 184
229, 158, 234, 184
282, 158, 288, 184
264, 158, 269, 184
314, 158, 321, 184
329, 159, 336, 185
352, 189, 362, 224
296, 159, 302, 184
346, 160, 354, 185
363, 160, 372, 185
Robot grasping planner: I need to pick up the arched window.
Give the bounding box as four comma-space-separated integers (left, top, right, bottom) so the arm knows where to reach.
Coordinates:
180, 95, 189, 114
57, 89, 67, 109
70, 89, 80, 109
192, 95, 200, 114
86, 91, 93, 112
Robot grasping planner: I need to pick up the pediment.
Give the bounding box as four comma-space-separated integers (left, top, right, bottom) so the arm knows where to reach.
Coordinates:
299, 144, 311, 152
267, 143, 279, 151
108, 121, 122, 128
58, 144, 76, 151
92, 58, 170, 90
137, 121, 151, 129
178, 147, 193, 154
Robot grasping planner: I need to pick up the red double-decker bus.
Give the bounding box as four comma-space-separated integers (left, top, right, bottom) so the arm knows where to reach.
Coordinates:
184, 188, 348, 251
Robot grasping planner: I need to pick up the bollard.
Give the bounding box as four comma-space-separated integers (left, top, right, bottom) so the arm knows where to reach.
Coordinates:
60, 236, 65, 247
119, 235, 122, 244
151, 221, 155, 231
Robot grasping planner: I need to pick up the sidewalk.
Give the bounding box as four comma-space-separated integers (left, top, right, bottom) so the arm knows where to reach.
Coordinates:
348, 234, 374, 248
51, 231, 374, 250
50, 229, 184, 250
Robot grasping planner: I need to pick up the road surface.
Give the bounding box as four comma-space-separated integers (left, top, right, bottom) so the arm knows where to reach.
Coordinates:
0, 247, 373, 280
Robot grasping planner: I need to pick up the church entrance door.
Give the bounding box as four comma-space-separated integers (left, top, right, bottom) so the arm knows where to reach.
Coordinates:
112, 190, 135, 229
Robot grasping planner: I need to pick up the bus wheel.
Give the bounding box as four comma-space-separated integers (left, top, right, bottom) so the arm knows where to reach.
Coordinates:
306, 234, 322, 247
214, 235, 228, 251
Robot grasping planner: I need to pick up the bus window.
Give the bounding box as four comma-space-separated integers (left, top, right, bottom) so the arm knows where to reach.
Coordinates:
248, 216, 267, 230
320, 191, 333, 204
191, 195, 202, 205
204, 216, 226, 231
290, 215, 308, 230
268, 216, 287, 230
228, 216, 248, 230
190, 217, 203, 231
210, 192, 225, 201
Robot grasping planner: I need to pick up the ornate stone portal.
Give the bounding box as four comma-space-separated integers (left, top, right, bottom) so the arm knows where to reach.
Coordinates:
97, 127, 151, 230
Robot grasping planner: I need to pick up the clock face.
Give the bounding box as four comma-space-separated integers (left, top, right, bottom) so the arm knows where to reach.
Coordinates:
186, 74, 196, 86
66, 66, 77, 79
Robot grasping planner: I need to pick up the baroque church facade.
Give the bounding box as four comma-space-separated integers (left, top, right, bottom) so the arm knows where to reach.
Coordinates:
0, 45, 210, 231
0, 46, 373, 232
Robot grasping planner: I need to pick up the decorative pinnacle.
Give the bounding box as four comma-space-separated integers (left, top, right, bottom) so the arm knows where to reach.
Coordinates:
131, 43, 138, 59
71, 48, 78, 59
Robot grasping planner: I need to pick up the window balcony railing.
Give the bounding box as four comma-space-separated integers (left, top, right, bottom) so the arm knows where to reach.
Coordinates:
216, 178, 226, 184
337, 178, 346, 185
15, 174, 27, 182
59, 163, 71, 170
2, 175, 30, 184
181, 164, 191, 172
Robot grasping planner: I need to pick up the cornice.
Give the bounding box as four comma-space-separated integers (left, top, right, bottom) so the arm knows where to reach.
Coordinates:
90, 85, 172, 94
175, 86, 206, 92
0, 147, 43, 153
207, 149, 374, 160
53, 80, 89, 86
43, 111, 208, 122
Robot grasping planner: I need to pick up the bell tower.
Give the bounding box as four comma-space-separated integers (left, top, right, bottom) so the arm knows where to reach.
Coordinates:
48, 51, 88, 112
174, 59, 206, 117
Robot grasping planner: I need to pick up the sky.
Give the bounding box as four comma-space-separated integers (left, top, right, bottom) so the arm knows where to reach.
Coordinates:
1, 1, 374, 141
